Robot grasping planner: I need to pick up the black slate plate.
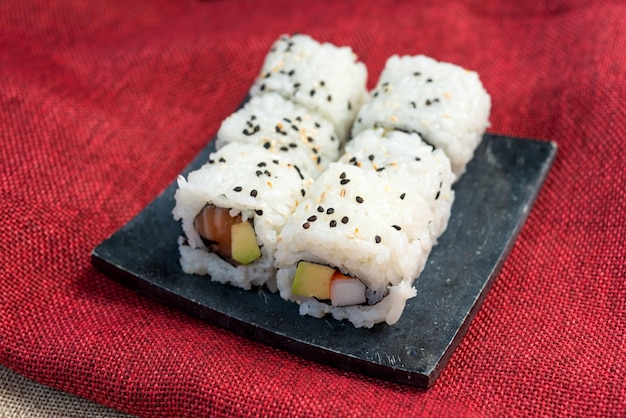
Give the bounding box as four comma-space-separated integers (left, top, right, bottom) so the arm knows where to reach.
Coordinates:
92, 133, 556, 388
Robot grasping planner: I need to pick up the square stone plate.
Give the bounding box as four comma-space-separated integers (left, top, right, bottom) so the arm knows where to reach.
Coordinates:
92, 133, 556, 388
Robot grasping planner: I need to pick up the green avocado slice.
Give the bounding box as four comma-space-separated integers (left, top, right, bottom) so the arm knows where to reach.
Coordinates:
231, 221, 261, 265
291, 261, 335, 300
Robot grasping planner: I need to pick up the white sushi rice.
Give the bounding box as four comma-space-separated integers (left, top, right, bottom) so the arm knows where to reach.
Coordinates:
249, 34, 368, 142
216, 92, 340, 179
351, 55, 491, 176
275, 163, 437, 328
295, 281, 417, 329
173, 38, 488, 328
173, 142, 311, 290
340, 128, 455, 240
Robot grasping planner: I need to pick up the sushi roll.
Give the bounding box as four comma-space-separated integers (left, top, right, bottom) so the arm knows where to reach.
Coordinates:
351, 55, 491, 176
173, 142, 311, 290
249, 34, 368, 142
216, 93, 340, 179
275, 163, 441, 328
339, 128, 455, 240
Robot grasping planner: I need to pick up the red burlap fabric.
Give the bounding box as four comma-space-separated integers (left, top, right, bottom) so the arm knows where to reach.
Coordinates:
2, 0, 624, 416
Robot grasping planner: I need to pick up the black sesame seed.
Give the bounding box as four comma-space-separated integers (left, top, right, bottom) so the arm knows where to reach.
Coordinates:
435, 191, 440, 200
260, 83, 266, 91
414, 71, 421, 76
375, 235, 382, 243
250, 115, 257, 120
329, 220, 337, 228
264, 170, 271, 176
288, 69, 295, 76
349, 156, 357, 163
283, 117, 291, 123
316, 156, 321, 164
320, 80, 325, 86
415, 157, 421, 161
263, 142, 271, 149
291, 125, 299, 132
257, 162, 267, 167
293, 82, 301, 88
301, 189, 306, 197
293, 165, 305, 180
312, 148, 318, 154
272, 159, 279, 164
410, 101, 416, 108
219, 157, 226, 163
356, 196, 364, 203
434, 98, 440, 103
233, 186, 242, 192
307, 136, 314, 143
376, 167, 385, 172
310, 89, 316, 97
317, 206, 324, 212
307, 215, 317, 222
302, 222, 311, 229
314, 122, 321, 128
341, 216, 349, 224
347, 101, 352, 110
357, 117, 362, 123
340, 179, 350, 185
400, 193, 406, 200
339, 172, 347, 179
255, 209, 263, 216
327, 94, 332, 102
256, 170, 263, 177
280, 146, 289, 151
263, 72, 271, 79
426, 78, 433, 83
368, 154, 375, 161
295, 116, 302, 122
250, 189, 258, 197
373, 91, 379, 98
392, 225, 401, 231
289, 143, 298, 148
253, 125, 260, 133
208, 159, 215, 164
426, 99, 432, 106
326, 208, 334, 215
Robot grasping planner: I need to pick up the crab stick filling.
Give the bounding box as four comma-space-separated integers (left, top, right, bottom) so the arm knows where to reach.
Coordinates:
291, 261, 376, 307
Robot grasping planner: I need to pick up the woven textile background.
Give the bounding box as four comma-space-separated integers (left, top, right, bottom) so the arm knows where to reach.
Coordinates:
1, 0, 624, 416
